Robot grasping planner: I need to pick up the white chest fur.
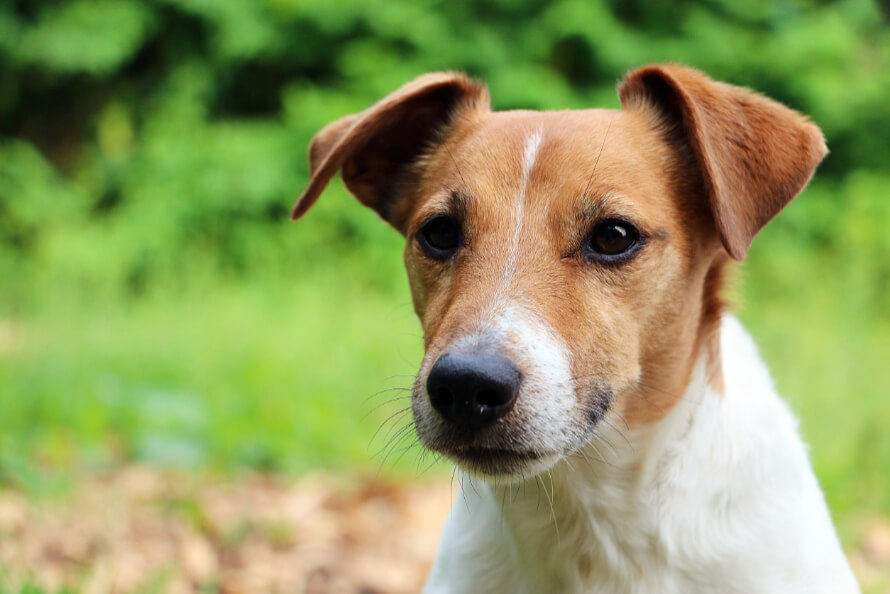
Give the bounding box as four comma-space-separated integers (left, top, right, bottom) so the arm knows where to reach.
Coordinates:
424, 316, 859, 594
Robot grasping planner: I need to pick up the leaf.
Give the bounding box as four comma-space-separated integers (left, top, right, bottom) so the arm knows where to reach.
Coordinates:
14, 0, 155, 75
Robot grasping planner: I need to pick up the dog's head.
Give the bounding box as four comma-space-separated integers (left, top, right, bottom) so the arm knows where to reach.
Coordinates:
293, 65, 826, 479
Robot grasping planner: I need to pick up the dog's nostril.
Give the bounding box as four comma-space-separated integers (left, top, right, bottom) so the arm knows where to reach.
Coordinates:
426, 351, 520, 431
430, 386, 454, 411
477, 389, 505, 408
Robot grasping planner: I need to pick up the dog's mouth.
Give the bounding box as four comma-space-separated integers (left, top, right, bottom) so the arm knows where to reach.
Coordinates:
433, 444, 558, 477
457, 446, 542, 462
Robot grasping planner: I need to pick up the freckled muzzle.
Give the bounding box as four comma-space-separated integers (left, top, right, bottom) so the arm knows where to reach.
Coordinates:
426, 351, 521, 432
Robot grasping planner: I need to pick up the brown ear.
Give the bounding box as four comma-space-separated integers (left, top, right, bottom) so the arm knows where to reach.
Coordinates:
291, 72, 489, 230
618, 64, 827, 259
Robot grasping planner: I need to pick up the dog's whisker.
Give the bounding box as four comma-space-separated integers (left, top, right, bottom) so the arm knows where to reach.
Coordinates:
562, 453, 576, 474
459, 473, 471, 514
587, 439, 616, 470
575, 447, 605, 471
443, 144, 470, 194
361, 395, 412, 420
593, 432, 621, 458
609, 409, 631, 432
381, 417, 415, 447
367, 406, 413, 447
536, 473, 560, 545
417, 452, 444, 477
414, 447, 429, 474
377, 426, 419, 472
389, 437, 423, 469
360, 386, 412, 407
498, 477, 508, 528
583, 116, 613, 200
382, 373, 417, 381
467, 474, 480, 499
599, 417, 634, 454
374, 418, 415, 460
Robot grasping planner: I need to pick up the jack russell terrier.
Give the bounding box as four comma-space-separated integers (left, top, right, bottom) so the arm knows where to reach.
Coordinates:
292, 64, 860, 593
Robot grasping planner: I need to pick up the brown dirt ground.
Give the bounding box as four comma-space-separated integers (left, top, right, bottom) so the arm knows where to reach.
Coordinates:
0, 467, 888, 593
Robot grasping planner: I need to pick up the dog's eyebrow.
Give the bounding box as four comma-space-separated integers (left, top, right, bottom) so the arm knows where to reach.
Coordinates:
574, 192, 615, 226
411, 187, 470, 235
444, 186, 471, 220
574, 192, 668, 241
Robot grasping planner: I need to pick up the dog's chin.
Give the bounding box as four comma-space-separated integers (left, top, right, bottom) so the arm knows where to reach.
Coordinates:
442, 446, 562, 483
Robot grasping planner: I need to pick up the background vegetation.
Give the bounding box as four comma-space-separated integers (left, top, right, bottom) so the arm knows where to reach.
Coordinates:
0, 0, 888, 563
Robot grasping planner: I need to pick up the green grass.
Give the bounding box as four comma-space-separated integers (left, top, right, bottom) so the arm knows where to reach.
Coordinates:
0, 266, 430, 486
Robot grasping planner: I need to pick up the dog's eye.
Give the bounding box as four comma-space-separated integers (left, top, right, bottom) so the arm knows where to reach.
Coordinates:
586, 220, 640, 260
418, 216, 461, 258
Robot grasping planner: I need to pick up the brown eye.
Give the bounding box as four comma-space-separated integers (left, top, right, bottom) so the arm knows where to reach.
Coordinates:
586, 219, 640, 260
418, 215, 461, 258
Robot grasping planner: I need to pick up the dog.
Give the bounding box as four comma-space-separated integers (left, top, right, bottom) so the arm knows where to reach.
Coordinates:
292, 64, 860, 593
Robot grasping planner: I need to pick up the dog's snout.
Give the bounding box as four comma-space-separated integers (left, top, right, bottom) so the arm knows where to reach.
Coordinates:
426, 352, 520, 431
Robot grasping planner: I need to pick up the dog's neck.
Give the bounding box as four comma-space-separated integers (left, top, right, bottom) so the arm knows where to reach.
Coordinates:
463, 341, 715, 591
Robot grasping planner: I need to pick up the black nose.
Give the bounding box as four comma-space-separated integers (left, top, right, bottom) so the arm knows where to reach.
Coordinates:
426, 352, 520, 431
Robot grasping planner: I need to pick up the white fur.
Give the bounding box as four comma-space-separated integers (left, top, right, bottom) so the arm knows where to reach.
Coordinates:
518, 128, 543, 201
503, 129, 543, 287
424, 315, 860, 593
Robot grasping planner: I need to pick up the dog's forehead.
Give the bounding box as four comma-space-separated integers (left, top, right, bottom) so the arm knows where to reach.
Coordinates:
419, 108, 674, 223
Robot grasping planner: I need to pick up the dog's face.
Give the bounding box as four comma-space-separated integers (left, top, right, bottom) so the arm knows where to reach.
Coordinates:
402, 110, 718, 477
294, 65, 826, 479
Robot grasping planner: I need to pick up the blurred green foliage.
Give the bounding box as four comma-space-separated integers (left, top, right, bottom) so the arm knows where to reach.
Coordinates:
2, 0, 890, 296
0, 0, 888, 539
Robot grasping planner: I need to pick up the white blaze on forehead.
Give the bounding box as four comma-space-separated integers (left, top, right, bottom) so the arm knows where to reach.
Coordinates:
519, 128, 543, 202
502, 128, 544, 292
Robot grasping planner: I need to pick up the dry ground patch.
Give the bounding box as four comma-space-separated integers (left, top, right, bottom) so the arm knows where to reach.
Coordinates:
1, 467, 888, 593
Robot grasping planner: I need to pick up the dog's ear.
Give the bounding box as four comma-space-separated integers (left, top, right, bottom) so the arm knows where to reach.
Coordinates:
618, 64, 827, 260
292, 72, 489, 231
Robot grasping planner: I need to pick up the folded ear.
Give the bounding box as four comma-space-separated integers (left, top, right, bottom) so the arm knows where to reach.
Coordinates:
618, 64, 827, 259
292, 72, 489, 231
